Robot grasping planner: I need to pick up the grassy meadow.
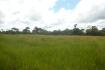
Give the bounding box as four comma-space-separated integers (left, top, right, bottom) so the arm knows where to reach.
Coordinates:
0, 35, 105, 70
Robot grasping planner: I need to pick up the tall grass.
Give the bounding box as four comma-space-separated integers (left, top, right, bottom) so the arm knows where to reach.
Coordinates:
0, 35, 105, 70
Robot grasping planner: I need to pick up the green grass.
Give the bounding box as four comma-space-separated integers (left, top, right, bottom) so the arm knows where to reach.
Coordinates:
0, 35, 105, 70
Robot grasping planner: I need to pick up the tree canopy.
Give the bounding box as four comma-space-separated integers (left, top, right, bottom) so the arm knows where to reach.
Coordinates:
0, 24, 105, 36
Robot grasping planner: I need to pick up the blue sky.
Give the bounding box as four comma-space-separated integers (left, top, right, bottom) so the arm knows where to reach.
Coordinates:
52, 0, 80, 12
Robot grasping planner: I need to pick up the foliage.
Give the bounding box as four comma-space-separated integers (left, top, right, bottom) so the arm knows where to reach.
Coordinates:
0, 25, 105, 36
22, 27, 30, 34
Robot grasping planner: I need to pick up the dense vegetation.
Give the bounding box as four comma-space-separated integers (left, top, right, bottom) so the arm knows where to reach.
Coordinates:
0, 24, 105, 36
0, 35, 105, 70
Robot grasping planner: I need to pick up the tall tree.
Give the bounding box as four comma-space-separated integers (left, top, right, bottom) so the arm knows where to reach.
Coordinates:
22, 27, 30, 34
11, 27, 19, 34
86, 26, 99, 36
32, 27, 48, 34
32, 27, 39, 34
72, 24, 84, 35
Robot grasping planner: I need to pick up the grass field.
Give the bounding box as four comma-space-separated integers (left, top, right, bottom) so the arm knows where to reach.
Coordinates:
0, 35, 105, 70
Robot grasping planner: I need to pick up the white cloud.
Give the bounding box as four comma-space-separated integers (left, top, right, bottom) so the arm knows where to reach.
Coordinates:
0, 0, 105, 30
0, 11, 5, 24
52, 0, 105, 30
74, 0, 105, 23
0, 0, 57, 30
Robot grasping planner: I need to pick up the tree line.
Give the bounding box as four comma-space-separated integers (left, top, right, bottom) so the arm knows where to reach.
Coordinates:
0, 24, 105, 36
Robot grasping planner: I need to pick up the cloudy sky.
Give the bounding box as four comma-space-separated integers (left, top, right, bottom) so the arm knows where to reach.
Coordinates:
0, 0, 105, 30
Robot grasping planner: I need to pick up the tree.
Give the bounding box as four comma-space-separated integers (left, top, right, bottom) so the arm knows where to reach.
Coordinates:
32, 27, 39, 34
22, 27, 30, 34
99, 28, 105, 36
12, 28, 19, 32
32, 27, 49, 34
74, 24, 77, 28
72, 24, 84, 35
62, 29, 72, 35
72, 28, 84, 35
86, 26, 99, 36
11, 27, 19, 34
102, 28, 105, 32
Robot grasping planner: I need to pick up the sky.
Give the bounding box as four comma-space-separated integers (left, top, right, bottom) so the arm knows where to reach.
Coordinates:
0, 0, 105, 31
52, 0, 80, 12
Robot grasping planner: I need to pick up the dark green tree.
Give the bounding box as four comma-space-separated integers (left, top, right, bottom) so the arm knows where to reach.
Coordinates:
99, 28, 105, 36
32, 27, 48, 34
72, 24, 84, 35
86, 26, 99, 36
11, 27, 19, 34
22, 27, 30, 34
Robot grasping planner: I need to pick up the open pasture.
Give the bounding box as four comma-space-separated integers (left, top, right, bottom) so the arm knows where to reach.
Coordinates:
0, 35, 105, 70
